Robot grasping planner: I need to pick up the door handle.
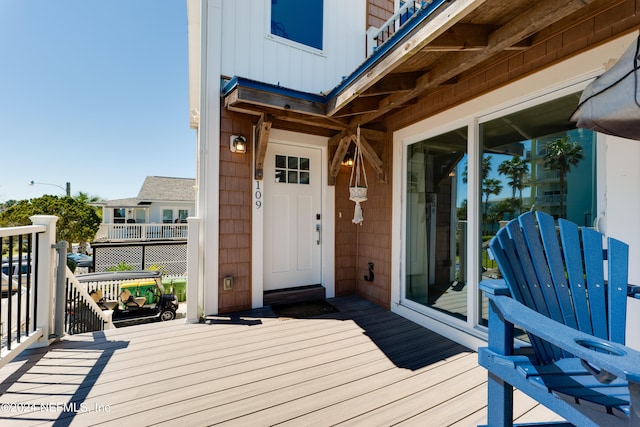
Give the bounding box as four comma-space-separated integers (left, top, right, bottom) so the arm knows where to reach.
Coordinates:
316, 224, 321, 245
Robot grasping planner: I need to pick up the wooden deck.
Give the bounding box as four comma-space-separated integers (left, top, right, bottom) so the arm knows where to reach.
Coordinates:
0, 295, 562, 426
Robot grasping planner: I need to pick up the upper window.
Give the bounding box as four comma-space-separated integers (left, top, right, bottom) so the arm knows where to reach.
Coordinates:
162, 209, 174, 224
113, 208, 125, 224
271, 0, 323, 50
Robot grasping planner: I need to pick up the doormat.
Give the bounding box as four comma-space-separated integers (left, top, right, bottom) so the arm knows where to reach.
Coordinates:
271, 300, 339, 319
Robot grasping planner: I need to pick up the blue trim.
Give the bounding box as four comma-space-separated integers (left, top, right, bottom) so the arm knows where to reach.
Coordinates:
222, 0, 449, 108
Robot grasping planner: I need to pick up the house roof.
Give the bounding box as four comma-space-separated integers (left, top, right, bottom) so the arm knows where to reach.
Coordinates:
100, 176, 196, 207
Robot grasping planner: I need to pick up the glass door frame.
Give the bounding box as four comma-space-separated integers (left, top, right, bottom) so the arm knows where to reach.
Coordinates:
393, 78, 603, 347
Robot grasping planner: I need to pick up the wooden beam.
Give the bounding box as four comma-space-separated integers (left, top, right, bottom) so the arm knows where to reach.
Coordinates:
422, 23, 495, 51
226, 85, 326, 117
358, 135, 385, 183
328, 135, 352, 185
359, 72, 421, 97
329, 129, 350, 146
359, 128, 386, 142
254, 114, 272, 180
332, 97, 387, 118
351, 0, 600, 126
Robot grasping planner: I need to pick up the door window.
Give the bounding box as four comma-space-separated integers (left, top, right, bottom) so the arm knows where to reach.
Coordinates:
275, 154, 310, 184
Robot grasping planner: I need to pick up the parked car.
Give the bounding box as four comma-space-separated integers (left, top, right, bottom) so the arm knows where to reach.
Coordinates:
66, 253, 93, 268
1, 258, 31, 297
75, 270, 178, 324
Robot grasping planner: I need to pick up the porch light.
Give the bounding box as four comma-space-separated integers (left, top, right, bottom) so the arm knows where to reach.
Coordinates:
342, 149, 354, 167
230, 135, 247, 153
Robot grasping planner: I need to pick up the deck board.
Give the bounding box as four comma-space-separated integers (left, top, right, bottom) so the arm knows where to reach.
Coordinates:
0, 295, 561, 426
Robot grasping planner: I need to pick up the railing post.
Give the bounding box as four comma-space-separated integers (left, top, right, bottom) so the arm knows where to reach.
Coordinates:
53, 240, 68, 337
366, 26, 378, 56
29, 215, 58, 346
186, 217, 202, 323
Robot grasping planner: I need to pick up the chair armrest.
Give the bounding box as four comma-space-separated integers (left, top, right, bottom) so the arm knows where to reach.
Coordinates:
480, 278, 510, 296
628, 284, 640, 298
486, 291, 640, 383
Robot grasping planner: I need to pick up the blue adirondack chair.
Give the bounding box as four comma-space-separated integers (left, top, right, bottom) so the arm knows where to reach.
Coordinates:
478, 211, 640, 426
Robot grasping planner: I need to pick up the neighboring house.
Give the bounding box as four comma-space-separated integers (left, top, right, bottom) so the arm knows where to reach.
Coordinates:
91, 176, 195, 274
186, 0, 640, 350
98, 176, 196, 227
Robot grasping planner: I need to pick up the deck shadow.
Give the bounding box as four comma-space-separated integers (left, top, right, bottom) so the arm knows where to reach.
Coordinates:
0, 331, 128, 426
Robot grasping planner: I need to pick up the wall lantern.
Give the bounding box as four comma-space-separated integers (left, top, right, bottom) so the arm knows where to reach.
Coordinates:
341, 145, 354, 167
230, 135, 247, 153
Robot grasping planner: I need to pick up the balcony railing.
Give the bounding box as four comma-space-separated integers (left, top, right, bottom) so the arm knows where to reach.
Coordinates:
367, 1, 431, 55
0, 225, 45, 366
94, 223, 188, 242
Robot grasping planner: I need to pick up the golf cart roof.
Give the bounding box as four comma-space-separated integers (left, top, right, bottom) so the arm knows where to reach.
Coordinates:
76, 270, 162, 283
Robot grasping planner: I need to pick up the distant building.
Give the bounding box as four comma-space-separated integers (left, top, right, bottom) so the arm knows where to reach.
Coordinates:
98, 176, 195, 225
91, 176, 195, 274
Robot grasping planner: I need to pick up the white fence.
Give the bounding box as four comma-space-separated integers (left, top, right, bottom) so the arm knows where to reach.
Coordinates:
94, 223, 188, 242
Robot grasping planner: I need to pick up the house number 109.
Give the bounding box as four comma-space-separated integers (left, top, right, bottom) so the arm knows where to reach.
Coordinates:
255, 181, 262, 209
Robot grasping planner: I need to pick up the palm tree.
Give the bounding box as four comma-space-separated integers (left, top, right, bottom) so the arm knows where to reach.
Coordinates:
543, 136, 583, 218
462, 156, 492, 184
482, 178, 503, 235
497, 156, 529, 212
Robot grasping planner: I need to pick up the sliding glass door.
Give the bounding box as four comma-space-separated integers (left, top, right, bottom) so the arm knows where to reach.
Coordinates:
405, 126, 468, 321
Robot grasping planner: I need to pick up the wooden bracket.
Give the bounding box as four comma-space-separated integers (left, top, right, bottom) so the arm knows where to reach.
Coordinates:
358, 135, 385, 183
328, 131, 353, 185
254, 114, 272, 180
328, 127, 387, 185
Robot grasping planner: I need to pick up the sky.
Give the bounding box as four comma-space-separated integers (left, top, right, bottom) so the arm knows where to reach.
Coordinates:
0, 1, 195, 203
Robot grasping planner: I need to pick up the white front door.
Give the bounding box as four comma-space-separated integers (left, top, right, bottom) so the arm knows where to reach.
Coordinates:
264, 143, 322, 291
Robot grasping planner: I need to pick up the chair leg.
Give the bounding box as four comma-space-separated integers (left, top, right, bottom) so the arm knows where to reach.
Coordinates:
487, 371, 514, 427
630, 381, 640, 425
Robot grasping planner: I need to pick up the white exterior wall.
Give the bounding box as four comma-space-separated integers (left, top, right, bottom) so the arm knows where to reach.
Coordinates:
220, 0, 366, 94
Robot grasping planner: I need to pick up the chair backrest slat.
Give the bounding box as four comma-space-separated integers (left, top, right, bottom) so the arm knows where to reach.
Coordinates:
608, 237, 629, 344
537, 213, 577, 331
494, 221, 556, 361
581, 226, 608, 340
557, 218, 593, 335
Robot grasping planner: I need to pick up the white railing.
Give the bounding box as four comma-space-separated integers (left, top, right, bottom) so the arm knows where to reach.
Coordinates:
0, 221, 50, 369
64, 267, 115, 332
94, 223, 189, 242
367, 1, 431, 55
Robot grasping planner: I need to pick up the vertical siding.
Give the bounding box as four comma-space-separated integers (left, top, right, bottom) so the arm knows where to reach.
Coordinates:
220, 0, 366, 94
